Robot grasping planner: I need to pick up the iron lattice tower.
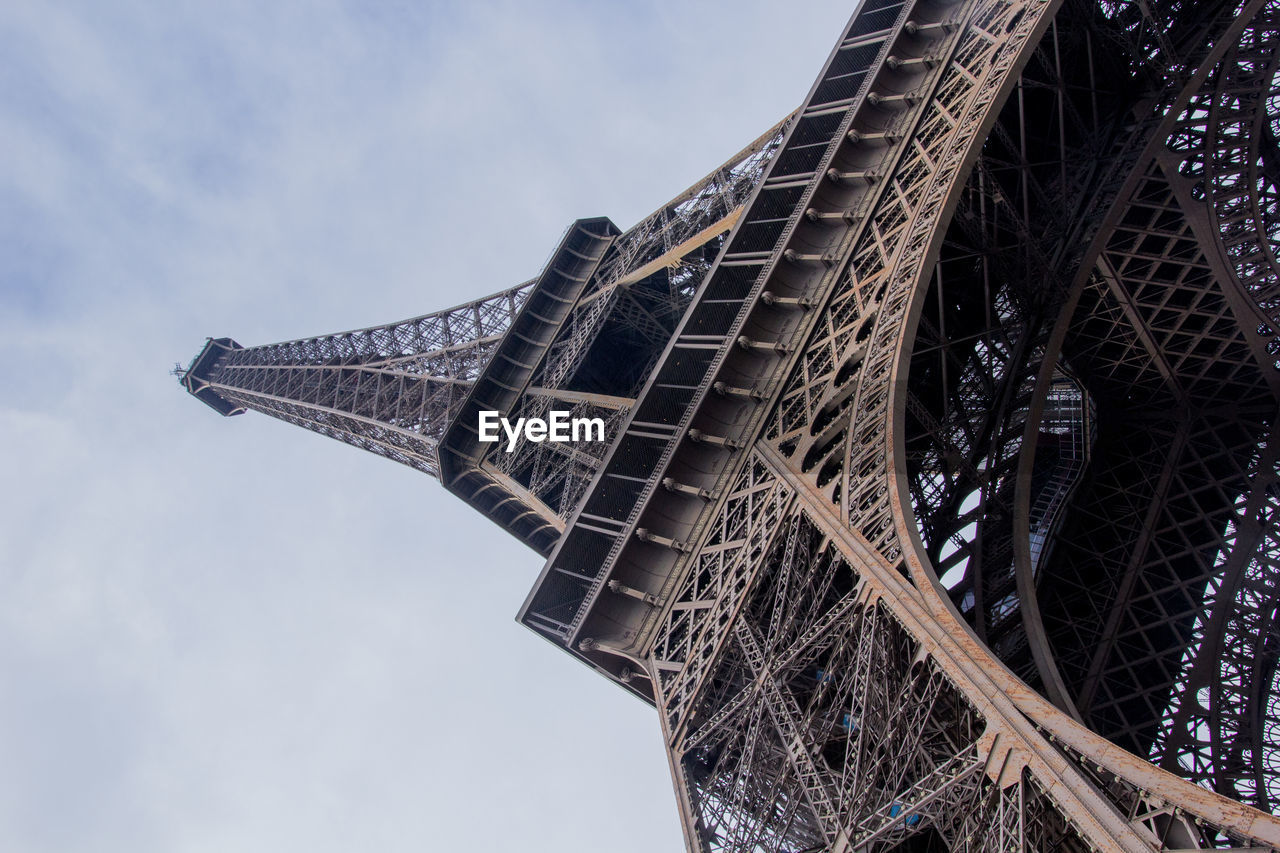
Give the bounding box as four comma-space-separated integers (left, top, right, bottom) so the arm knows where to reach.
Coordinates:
181, 1, 1280, 849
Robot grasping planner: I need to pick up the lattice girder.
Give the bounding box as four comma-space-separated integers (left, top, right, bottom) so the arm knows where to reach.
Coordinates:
180, 284, 531, 476
646, 0, 1280, 848
181, 0, 1280, 849
655, 442, 1280, 850
181, 119, 787, 499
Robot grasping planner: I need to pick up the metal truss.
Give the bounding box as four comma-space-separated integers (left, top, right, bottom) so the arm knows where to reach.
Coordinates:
474, 120, 790, 530
655, 447, 1280, 850
178, 120, 787, 490
644, 0, 1280, 848
183, 0, 1280, 849
179, 284, 530, 477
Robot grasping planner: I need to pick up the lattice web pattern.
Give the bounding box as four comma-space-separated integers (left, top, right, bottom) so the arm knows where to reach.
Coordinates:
196, 284, 529, 477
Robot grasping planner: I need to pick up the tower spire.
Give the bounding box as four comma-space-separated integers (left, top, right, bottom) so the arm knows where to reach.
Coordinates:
179, 284, 530, 477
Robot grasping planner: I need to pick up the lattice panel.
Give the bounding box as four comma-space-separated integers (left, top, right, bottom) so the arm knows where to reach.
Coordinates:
763, 0, 1060, 569
1170, 2, 1280, 355
657, 493, 1107, 851
651, 456, 794, 735
533, 124, 787, 394
192, 284, 529, 477
220, 285, 528, 377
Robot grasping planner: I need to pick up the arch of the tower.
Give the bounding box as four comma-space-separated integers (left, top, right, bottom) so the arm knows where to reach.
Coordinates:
897, 0, 1280, 815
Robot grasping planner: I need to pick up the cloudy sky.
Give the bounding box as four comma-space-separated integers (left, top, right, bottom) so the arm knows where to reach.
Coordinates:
0, 2, 852, 850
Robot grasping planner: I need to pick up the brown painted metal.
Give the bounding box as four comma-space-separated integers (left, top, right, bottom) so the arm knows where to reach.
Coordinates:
182, 0, 1280, 849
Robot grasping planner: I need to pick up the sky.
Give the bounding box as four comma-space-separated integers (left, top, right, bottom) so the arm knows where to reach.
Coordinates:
0, 2, 853, 851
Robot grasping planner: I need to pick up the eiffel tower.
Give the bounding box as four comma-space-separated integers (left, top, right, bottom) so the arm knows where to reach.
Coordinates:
179, 0, 1280, 849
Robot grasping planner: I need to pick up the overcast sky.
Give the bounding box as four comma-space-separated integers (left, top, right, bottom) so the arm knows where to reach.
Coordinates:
0, 2, 853, 851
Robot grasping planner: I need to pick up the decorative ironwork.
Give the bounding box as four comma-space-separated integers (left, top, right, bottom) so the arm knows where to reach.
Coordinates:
183, 1, 1280, 849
